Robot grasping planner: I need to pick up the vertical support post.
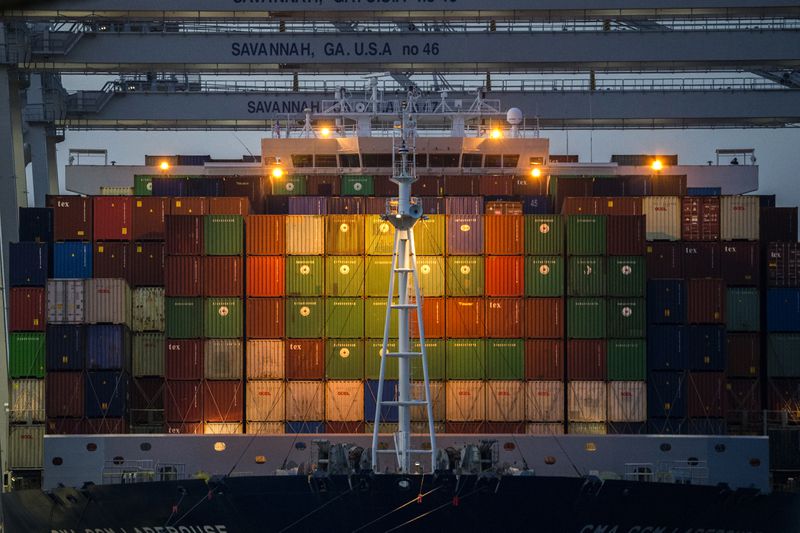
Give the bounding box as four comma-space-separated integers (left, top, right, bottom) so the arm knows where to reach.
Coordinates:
28, 125, 59, 205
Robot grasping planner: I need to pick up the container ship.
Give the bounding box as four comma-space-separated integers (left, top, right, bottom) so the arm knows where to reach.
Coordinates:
2, 93, 800, 532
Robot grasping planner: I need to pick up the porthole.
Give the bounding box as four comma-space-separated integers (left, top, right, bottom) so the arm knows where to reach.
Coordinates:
140, 442, 152, 452
112, 456, 124, 465
660, 443, 672, 452
86, 443, 97, 452
52, 457, 63, 466
255, 455, 266, 464
584, 442, 597, 452
714, 444, 726, 453
544, 456, 557, 465
503, 442, 516, 451
688, 457, 699, 466
294, 442, 306, 450
214, 442, 226, 452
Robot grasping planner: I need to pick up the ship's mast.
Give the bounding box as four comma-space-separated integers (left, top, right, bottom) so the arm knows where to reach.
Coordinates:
371, 93, 437, 474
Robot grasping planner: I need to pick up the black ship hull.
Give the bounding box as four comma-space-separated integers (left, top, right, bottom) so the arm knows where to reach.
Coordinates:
2, 473, 799, 533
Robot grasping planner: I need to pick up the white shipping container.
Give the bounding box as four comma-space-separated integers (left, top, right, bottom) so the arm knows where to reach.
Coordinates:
9, 424, 44, 469
100, 186, 134, 196
643, 196, 681, 241
286, 381, 324, 420
410, 381, 446, 421
285, 215, 324, 255
204, 422, 243, 435
246, 421, 285, 434
246, 340, 284, 379
569, 422, 608, 435
204, 340, 243, 380
721, 195, 760, 241
486, 380, 525, 421
445, 380, 485, 422
85, 278, 131, 325
526, 423, 565, 435
568, 381, 608, 422
132, 332, 165, 377
47, 279, 85, 323
607, 381, 647, 422
132, 287, 165, 332
10, 379, 45, 423
526, 381, 564, 422
246, 380, 285, 422
325, 380, 365, 421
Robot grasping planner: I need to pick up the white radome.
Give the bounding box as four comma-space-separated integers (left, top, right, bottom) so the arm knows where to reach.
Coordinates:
506, 107, 523, 125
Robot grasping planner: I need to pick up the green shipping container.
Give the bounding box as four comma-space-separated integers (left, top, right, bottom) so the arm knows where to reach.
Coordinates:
525, 215, 563, 255
285, 256, 324, 296
325, 256, 365, 297
567, 215, 606, 255
446, 339, 485, 380
606, 256, 646, 297
285, 298, 324, 338
486, 339, 524, 379
525, 256, 564, 297
8, 333, 45, 378
415, 215, 446, 256
365, 257, 395, 297
607, 339, 647, 380
568, 256, 606, 296
417, 256, 445, 297
767, 334, 800, 377
271, 175, 307, 195
446, 256, 484, 297
365, 215, 395, 255
607, 299, 646, 339
411, 340, 446, 380
204, 298, 243, 338
364, 298, 398, 338
325, 339, 365, 379
726, 288, 761, 332
204, 215, 244, 256
133, 175, 154, 196
342, 175, 374, 196
132, 333, 165, 377
365, 339, 398, 380
326, 215, 365, 255
165, 298, 203, 339
567, 298, 606, 339
364, 256, 445, 299
325, 298, 365, 338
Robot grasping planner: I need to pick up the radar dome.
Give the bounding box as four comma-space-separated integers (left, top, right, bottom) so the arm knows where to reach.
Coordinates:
506, 108, 523, 125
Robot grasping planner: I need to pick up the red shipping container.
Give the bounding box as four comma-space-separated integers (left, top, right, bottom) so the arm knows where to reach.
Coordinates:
93, 242, 129, 280
567, 340, 607, 380
726, 334, 760, 378
223, 176, 268, 213
687, 278, 725, 324
165, 256, 201, 297
209, 197, 250, 216
165, 215, 203, 256
326, 421, 365, 433
246, 256, 284, 297
681, 197, 720, 241
445, 298, 485, 338
761, 207, 798, 243
46, 418, 86, 435
525, 298, 564, 338
411, 176, 444, 197
512, 174, 549, 196
9, 287, 46, 331
561, 197, 600, 215
445, 421, 485, 434
84, 418, 128, 434
130, 377, 165, 414
767, 242, 800, 287
130, 242, 165, 287
601, 197, 642, 216
479, 175, 514, 196
202, 256, 243, 297
165, 340, 204, 380
132, 197, 168, 241
683, 242, 721, 278
645, 242, 683, 279
725, 379, 761, 413
443, 175, 479, 196
93, 196, 132, 241
721, 242, 760, 286
484, 215, 523, 255
46, 372, 84, 417
165, 380, 203, 422
307, 175, 341, 196
554, 178, 593, 213
47, 195, 93, 241
607, 216, 645, 256
768, 379, 800, 412
485, 256, 524, 296
285, 339, 324, 379
525, 339, 564, 380
165, 422, 203, 434
687, 372, 725, 418
204, 380, 243, 422
246, 215, 285, 255
410, 297, 445, 339
247, 298, 285, 338
170, 197, 208, 215
483, 422, 526, 434
485, 297, 523, 338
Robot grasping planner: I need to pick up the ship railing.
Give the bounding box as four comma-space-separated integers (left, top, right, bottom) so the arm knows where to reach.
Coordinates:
660, 460, 710, 486
623, 463, 656, 482
102, 459, 157, 485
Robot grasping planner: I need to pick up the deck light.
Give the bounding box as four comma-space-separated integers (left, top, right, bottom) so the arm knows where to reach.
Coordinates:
159, 161, 170, 171
490, 129, 502, 139
271, 167, 284, 179
651, 159, 663, 171
531, 167, 542, 178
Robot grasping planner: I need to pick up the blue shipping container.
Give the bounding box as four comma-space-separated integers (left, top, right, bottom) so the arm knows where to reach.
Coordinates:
177, 155, 210, 166
18, 207, 53, 242
686, 187, 722, 197
186, 177, 223, 197
646, 418, 686, 435
767, 288, 800, 332
685, 325, 726, 371
46, 324, 86, 371
9, 242, 49, 287
647, 326, 686, 371
53, 241, 92, 279
285, 421, 326, 434
647, 371, 687, 419
85, 371, 128, 418
365, 379, 399, 423
151, 177, 188, 197
592, 177, 626, 197
289, 197, 328, 215
647, 280, 685, 324
625, 176, 651, 196
522, 195, 553, 214
86, 324, 130, 370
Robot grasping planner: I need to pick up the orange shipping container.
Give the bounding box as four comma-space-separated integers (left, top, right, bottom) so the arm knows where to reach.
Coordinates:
485, 298, 523, 338
525, 298, 564, 338
204, 380, 243, 422
484, 215, 524, 255
246, 298, 284, 338
208, 197, 250, 215
246, 215, 285, 255
445, 298, 485, 338
485, 256, 524, 296
246, 256, 285, 297
410, 297, 445, 339
202, 256, 242, 297
170, 197, 208, 215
